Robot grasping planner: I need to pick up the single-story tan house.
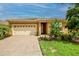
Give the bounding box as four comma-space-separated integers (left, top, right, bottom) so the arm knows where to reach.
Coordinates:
7, 18, 67, 36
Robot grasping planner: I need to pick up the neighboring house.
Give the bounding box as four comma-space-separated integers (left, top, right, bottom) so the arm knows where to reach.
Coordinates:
7, 18, 67, 36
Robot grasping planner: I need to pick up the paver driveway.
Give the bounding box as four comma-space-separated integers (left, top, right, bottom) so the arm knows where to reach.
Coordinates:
0, 35, 42, 56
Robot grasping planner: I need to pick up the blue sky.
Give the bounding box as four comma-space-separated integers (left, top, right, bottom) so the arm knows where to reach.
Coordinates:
0, 3, 72, 20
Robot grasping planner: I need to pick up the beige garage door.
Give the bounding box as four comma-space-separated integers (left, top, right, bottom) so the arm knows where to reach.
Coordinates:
12, 24, 37, 35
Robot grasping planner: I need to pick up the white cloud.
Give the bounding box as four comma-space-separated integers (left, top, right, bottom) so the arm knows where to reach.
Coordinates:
15, 3, 50, 8
30, 4, 49, 8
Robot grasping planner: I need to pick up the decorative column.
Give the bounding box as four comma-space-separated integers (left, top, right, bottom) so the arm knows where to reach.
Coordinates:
12, 25, 14, 35
38, 23, 41, 35
47, 23, 50, 35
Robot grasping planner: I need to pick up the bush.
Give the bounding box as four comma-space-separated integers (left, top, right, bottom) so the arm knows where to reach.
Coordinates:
50, 20, 63, 40
61, 31, 79, 41
39, 37, 48, 41
38, 35, 50, 41
49, 35, 62, 41
72, 31, 79, 38
0, 24, 11, 40
0, 29, 4, 40
61, 34, 72, 41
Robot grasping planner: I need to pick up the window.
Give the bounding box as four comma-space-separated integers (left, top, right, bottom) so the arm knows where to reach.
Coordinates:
33, 25, 35, 27
14, 25, 16, 28
18, 26, 19, 27
23, 25, 25, 27
30, 25, 32, 27
28, 25, 30, 27
20, 26, 22, 27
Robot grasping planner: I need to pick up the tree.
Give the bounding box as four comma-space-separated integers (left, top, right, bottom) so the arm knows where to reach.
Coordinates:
66, 4, 79, 30
75, 3, 79, 7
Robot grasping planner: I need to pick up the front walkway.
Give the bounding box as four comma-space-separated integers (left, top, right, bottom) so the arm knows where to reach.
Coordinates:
0, 35, 42, 56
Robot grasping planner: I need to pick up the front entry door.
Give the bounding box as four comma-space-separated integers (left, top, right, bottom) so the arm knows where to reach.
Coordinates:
41, 23, 47, 34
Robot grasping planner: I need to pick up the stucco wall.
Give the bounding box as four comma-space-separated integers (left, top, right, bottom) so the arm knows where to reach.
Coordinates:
47, 23, 51, 35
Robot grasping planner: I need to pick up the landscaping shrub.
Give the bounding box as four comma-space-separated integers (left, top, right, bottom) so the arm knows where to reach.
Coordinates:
38, 35, 50, 41
49, 19, 79, 41
61, 34, 72, 41
0, 28, 5, 40
39, 37, 48, 41
50, 20, 63, 40
69, 31, 79, 43
60, 30, 79, 42
0, 24, 11, 40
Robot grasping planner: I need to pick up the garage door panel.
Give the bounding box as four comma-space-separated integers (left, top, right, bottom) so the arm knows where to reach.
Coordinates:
12, 24, 37, 35
13, 31, 31, 35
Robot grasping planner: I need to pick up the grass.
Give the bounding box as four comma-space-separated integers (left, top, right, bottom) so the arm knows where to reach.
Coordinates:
39, 40, 79, 56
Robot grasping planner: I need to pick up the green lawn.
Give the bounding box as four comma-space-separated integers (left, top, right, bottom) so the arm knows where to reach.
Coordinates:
39, 40, 79, 56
